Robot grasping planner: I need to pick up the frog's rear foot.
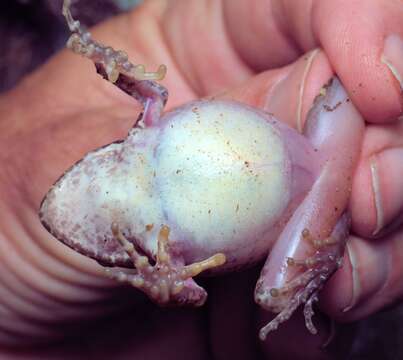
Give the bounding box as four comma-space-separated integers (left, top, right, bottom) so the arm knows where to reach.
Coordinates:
257, 214, 350, 340
105, 223, 226, 306
258, 255, 340, 340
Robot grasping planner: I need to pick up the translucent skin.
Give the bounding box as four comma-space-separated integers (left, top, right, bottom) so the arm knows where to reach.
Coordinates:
40, 100, 317, 269
256, 79, 365, 338
40, 98, 318, 305
40, 0, 365, 339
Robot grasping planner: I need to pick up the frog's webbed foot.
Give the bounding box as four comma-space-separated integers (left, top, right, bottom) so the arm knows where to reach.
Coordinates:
258, 255, 340, 340
258, 215, 349, 340
105, 223, 226, 306
62, 0, 168, 123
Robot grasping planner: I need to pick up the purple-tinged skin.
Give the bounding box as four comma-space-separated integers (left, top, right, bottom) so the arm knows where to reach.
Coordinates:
256, 80, 365, 338
39, 0, 364, 339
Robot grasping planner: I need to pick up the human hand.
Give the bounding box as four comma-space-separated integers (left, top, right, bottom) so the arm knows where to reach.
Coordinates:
0, 0, 402, 359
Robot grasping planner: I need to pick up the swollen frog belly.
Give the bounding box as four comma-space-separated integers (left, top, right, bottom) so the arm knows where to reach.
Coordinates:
155, 101, 292, 266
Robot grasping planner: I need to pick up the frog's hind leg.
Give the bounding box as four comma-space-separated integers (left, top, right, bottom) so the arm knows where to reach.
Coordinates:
255, 78, 363, 340
62, 0, 168, 126
257, 213, 349, 340
105, 222, 226, 306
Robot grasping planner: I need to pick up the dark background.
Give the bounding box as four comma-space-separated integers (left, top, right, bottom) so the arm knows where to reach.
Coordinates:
1, 1, 402, 359
0, 0, 124, 91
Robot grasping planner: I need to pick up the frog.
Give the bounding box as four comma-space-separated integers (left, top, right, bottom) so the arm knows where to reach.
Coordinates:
39, 0, 365, 340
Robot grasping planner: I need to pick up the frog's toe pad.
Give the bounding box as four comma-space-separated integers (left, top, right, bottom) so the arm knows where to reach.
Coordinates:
258, 252, 342, 340
106, 223, 226, 306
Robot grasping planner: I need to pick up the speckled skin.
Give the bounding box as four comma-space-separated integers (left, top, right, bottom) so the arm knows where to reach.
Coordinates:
40, 0, 365, 339
40, 99, 318, 268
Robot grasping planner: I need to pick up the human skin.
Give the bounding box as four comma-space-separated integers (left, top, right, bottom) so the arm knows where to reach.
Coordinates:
0, 0, 402, 359
40, 0, 364, 340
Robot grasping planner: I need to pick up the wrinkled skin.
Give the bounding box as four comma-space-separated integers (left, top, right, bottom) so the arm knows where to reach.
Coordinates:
0, 1, 403, 359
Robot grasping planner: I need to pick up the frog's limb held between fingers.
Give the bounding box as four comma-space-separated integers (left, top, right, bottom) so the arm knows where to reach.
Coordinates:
106, 222, 225, 306
62, 0, 168, 125
255, 79, 365, 339
40, 1, 365, 338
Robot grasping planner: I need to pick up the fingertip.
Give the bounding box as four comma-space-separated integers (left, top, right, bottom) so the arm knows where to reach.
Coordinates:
264, 49, 333, 131
350, 156, 378, 237
350, 123, 403, 238
321, 233, 403, 323
312, 0, 403, 123
369, 148, 403, 236
382, 34, 403, 94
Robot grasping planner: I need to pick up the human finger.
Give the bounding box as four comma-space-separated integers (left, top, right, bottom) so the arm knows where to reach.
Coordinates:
165, 0, 403, 122
321, 229, 403, 324
350, 120, 403, 238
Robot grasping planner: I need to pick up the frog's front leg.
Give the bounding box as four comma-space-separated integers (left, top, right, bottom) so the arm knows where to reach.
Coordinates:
62, 0, 168, 126
255, 78, 365, 339
106, 223, 226, 306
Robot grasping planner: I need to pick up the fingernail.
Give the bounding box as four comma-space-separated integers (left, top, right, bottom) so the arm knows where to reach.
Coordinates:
371, 148, 403, 236
382, 34, 403, 92
265, 49, 320, 132
295, 49, 320, 132
343, 237, 388, 313
342, 241, 360, 312
370, 156, 384, 235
